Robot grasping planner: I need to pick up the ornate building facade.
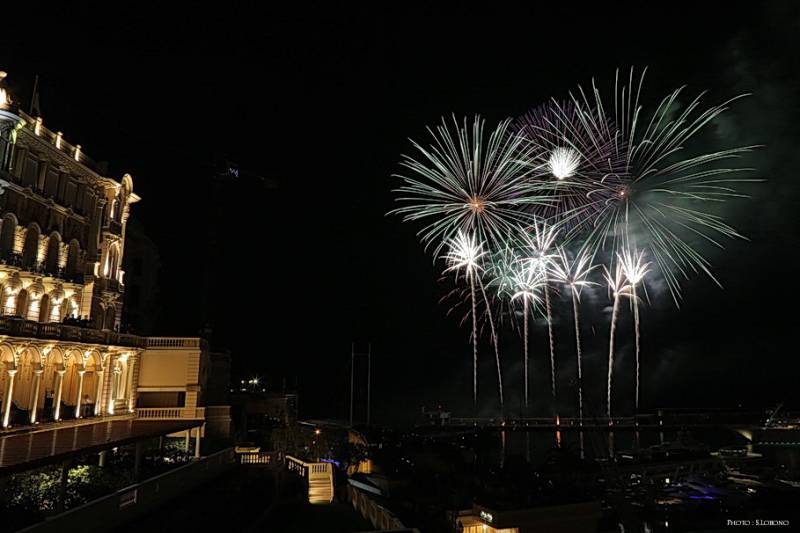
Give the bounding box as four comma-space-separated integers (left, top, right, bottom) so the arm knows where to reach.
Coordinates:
0, 73, 225, 435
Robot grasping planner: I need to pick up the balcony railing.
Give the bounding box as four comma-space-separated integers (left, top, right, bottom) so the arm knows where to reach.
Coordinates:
146, 337, 208, 350
135, 407, 206, 420
0, 316, 146, 348
0, 253, 84, 283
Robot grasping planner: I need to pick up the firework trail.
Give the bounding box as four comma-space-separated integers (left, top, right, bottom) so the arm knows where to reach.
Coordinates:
444, 231, 486, 407
444, 241, 512, 410
543, 286, 556, 407
550, 250, 596, 421
519, 223, 559, 410
477, 275, 504, 409
510, 258, 545, 411
603, 262, 631, 419
620, 249, 651, 413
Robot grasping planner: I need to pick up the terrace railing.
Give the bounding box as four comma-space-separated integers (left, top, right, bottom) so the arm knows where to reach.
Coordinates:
0, 316, 146, 348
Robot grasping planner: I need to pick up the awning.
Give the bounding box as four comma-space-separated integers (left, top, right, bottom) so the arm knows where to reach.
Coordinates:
0, 418, 203, 475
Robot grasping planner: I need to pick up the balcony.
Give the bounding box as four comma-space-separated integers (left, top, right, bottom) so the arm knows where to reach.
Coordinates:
0, 253, 84, 284
95, 276, 123, 292
0, 316, 146, 348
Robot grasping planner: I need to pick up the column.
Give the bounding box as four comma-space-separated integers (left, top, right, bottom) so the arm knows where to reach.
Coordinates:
98, 450, 107, 467
184, 429, 191, 452
53, 369, 65, 421
108, 367, 118, 415
93, 370, 104, 416
2, 369, 17, 428
126, 358, 136, 413
74, 369, 85, 419
194, 426, 201, 459
28, 369, 43, 424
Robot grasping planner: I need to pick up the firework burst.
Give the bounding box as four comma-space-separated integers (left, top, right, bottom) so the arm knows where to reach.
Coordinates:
392, 115, 552, 258
514, 100, 629, 234
568, 68, 757, 304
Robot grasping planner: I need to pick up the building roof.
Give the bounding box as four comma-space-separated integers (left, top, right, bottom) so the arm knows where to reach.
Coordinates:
0, 418, 202, 475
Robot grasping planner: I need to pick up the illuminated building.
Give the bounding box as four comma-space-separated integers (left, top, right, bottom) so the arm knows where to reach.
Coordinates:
0, 72, 226, 438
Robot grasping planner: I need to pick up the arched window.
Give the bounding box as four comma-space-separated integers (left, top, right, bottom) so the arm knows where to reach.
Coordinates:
2, 287, 15, 316
21, 224, 40, 269
65, 240, 80, 279
16, 289, 29, 318
0, 214, 16, 260
26, 293, 42, 321
39, 294, 51, 323
104, 243, 120, 280
68, 296, 79, 320
45, 233, 61, 275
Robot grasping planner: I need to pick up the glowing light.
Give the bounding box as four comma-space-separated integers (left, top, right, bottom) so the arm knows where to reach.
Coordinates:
620, 249, 650, 287
74, 144, 81, 161
548, 147, 581, 179
467, 195, 486, 214
443, 230, 485, 281
55, 132, 63, 149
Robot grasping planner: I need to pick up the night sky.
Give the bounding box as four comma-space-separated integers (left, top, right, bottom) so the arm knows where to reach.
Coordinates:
2, 3, 798, 423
